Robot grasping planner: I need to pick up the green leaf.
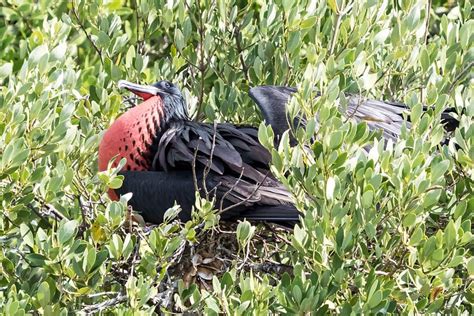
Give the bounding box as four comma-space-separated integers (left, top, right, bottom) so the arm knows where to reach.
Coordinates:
287, 31, 301, 53
409, 226, 424, 246
37, 281, 50, 307
25, 253, 47, 267
254, 57, 263, 79
467, 257, 474, 276
403, 213, 416, 228
301, 16, 317, 29
326, 176, 336, 200
29, 44, 48, 65
362, 190, 374, 208
109, 176, 123, 189
58, 220, 78, 245
85, 246, 97, 273
368, 289, 382, 308
0, 63, 13, 79
174, 29, 185, 51
431, 160, 450, 182
329, 131, 343, 149
96, 31, 111, 48
420, 48, 430, 71
292, 285, 302, 303
183, 18, 192, 41
236, 220, 254, 247
360, 72, 378, 90
423, 189, 441, 208
293, 225, 307, 249
163, 205, 181, 223
51, 43, 67, 61
373, 29, 390, 45
327, 0, 338, 13
453, 201, 467, 219
443, 220, 457, 249
282, 0, 293, 12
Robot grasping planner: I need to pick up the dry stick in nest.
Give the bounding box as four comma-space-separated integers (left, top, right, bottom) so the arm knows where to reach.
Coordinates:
191, 131, 218, 201
343, 93, 366, 123
218, 169, 245, 213
219, 170, 271, 214
202, 122, 219, 198
191, 139, 200, 194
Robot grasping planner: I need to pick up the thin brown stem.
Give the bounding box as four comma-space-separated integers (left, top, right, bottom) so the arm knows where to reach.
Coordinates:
202, 122, 218, 195
448, 61, 474, 94
219, 171, 270, 214
81, 293, 127, 313
233, 23, 249, 82
194, 0, 208, 121
71, 1, 104, 65
329, 13, 343, 56
423, 0, 432, 44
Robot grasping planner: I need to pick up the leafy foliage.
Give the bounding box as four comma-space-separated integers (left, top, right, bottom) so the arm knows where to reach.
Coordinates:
0, 0, 472, 314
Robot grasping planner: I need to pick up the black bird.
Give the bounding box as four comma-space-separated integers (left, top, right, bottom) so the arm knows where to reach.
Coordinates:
98, 80, 299, 225
249, 86, 458, 145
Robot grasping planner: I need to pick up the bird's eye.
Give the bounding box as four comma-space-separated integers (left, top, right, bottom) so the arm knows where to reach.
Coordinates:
164, 82, 171, 88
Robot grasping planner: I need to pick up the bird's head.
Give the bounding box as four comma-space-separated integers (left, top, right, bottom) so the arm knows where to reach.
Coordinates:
118, 79, 189, 121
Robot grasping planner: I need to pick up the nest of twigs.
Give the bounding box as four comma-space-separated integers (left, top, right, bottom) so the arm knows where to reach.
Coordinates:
152, 221, 294, 312
176, 223, 293, 285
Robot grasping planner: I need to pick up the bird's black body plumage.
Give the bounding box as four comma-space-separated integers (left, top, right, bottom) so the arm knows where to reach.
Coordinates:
116, 80, 299, 225
116, 170, 299, 225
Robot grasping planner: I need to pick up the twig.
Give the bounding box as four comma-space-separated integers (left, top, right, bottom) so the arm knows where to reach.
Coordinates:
329, 4, 353, 55
192, 142, 200, 194
449, 278, 472, 309
77, 196, 90, 235
130, 234, 141, 278
374, 66, 392, 87
219, 171, 271, 214
131, 0, 142, 54
423, 0, 432, 44
448, 61, 474, 94
86, 292, 119, 299
71, 1, 104, 65
233, 23, 249, 82
194, 0, 208, 121
344, 94, 366, 123
202, 123, 218, 197
41, 201, 68, 221
2, 211, 20, 228
218, 169, 245, 212
81, 293, 127, 313
329, 12, 343, 56
122, 96, 139, 109
150, 282, 178, 308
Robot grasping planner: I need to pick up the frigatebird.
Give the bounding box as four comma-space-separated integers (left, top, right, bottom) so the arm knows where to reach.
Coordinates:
249, 86, 458, 145
98, 80, 299, 225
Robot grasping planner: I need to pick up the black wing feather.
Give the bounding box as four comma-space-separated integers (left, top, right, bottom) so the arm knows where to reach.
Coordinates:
151, 120, 294, 209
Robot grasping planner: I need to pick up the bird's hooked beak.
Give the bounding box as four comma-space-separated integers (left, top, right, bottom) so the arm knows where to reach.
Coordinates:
118, 80, 165, 101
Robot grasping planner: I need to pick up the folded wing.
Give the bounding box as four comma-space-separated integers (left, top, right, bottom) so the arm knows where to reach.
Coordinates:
151, 120, 295, 213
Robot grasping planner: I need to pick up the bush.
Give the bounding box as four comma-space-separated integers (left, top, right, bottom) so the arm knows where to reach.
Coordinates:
0, 0, 472, 314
